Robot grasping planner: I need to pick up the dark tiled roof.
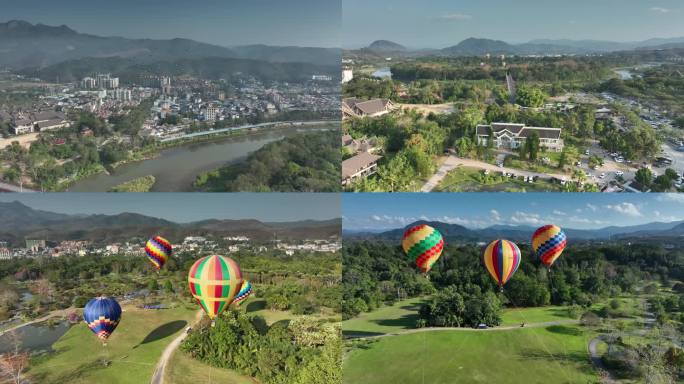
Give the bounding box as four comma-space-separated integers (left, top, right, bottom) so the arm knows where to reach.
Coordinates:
519, 127, 561, 139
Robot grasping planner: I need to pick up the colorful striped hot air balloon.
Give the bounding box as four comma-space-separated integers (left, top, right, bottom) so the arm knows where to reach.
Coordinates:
188, 255, 243, 324
83, 296, 122, 344
231, 280, 253, 306
532, 224, 567, 270
482, 239, 521, 290
145, 236, 172, 270
402, 224, 444, 273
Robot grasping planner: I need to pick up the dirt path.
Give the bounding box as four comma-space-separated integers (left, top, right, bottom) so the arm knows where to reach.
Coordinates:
150, 310, 202, 384
588, 336, 617, 384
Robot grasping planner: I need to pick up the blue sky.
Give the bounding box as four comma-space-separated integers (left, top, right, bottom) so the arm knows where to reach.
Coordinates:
343, 193, 684, 231
0, 0, 341, 47
343, 0, 684, 48
0, 193, 340, 223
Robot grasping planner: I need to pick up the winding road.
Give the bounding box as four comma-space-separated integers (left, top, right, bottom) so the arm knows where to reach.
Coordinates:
150, 310, 202, 384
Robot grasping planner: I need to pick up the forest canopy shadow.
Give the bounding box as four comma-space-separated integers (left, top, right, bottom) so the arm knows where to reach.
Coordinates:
136, 320, 187, 346
246, 300, 267, 313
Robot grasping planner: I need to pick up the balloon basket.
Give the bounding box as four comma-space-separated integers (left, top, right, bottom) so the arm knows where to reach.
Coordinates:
211, 320, 216, 328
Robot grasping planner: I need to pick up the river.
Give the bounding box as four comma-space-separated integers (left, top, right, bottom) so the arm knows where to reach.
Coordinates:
68, 124, 335, 192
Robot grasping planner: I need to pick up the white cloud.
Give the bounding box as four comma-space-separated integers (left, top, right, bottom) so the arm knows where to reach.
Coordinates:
605, 203, 642, 217
657, 194, 684, 203
552, 210, 567, 216
650, 7, 671, 13
437, 13, 473, 20
371, 215, 382, 221
586, 203, 598, 212
490, 209, 501, 221
510, 211, 542, 225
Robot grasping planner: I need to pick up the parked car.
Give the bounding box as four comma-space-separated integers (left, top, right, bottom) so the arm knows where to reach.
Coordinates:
615, 171, 624, 177
599, 173, 606, 179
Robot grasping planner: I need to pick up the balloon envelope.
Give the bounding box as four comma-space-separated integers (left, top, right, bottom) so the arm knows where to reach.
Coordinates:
83, 296, 122, 341
482, 239, 521, 287
402, 224, 444, 273
188, 255, 243, 320
145, 236, 172, 270
532, 225, 566, 268
231, 280, 253, 306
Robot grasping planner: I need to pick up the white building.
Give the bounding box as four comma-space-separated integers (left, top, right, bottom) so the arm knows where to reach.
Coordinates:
476, 123, 564, 152
342, 69, 354, 84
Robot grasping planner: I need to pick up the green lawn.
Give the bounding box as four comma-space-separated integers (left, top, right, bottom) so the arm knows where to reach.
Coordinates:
28, 304, 196, 383
435, 167, 562, 192
501, 306, 575, 326
166, 349, 253, 384
343, 326, 598, 384
342, 297, 427, 336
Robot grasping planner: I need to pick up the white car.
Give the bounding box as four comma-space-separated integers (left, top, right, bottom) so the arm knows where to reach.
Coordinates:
483, 169, 490, 175
615, 171, 624, 177
585, 150, 590, 155
615, 157, 624, 163
599, 173, 606, 179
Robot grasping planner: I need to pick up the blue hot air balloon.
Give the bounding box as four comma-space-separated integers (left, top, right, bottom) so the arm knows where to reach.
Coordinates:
83, 296, 122, 342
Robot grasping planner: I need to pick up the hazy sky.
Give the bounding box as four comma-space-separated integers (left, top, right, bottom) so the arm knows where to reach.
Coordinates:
0, 193, 340, 223
0, 0, 341, 47
343, 0, 684, 48
343, 193, 684, 231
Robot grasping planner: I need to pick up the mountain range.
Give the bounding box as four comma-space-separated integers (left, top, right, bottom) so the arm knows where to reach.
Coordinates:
344, 220, 684, 243
0, 20, 340, 69
0, 201, 340, 246
356, 36, 684, 57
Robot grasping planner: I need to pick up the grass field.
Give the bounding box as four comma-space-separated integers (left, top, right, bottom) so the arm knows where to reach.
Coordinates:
343, 325, 598, 384
28, 304, 197, 383
342, 297, 428, 336
165, 349, 253, 384
435, 167, 562, 192
501, 306, 575, 326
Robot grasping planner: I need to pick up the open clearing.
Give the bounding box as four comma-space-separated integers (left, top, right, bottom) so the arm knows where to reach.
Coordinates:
343, 325, 597, 384
28, 304, 196, 383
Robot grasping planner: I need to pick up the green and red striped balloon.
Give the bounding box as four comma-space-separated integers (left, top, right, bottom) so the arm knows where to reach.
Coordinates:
402, 224, 444, 273
187, 255, 243, 321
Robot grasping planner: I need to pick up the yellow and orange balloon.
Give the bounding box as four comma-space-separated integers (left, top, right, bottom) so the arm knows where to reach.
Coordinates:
482, 239, 521, 289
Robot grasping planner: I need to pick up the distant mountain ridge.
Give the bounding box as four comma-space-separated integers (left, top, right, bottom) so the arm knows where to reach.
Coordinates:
351, 36, 684, 57
0, 20, 339, 69
345, 219, 684, 243
0, 201, 341, 246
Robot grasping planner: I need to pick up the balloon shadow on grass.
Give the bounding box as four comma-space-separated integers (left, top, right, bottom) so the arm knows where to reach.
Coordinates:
133, 320, 187, 348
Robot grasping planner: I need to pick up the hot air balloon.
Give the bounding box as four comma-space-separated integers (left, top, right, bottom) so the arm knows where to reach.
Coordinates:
482, 239, 521, 290
532, 224, 567, 270
188, 255, 243, 325
231, 280, 253, 306
145, 236, 172, 270
83, 296, 122, 344
402, 224, 444, 273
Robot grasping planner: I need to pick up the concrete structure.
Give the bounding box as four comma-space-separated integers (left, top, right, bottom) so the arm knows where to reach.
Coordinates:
342, 152, 382, 185
476, 123, 564, 152
342, 68, 353, 83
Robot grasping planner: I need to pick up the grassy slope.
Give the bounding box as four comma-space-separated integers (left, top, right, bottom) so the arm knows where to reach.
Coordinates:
500, 306, 575, 326
343, 326, 597, 384
28, 305, 196, 384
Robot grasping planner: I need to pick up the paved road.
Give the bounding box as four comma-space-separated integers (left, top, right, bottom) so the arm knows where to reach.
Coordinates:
588, 335, 617, 384
421, 156, 568, 192
346, 319, 580, 340
150, 310, 202, 384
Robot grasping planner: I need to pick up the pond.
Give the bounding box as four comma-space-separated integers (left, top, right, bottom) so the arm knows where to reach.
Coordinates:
0, 321, 71, 354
